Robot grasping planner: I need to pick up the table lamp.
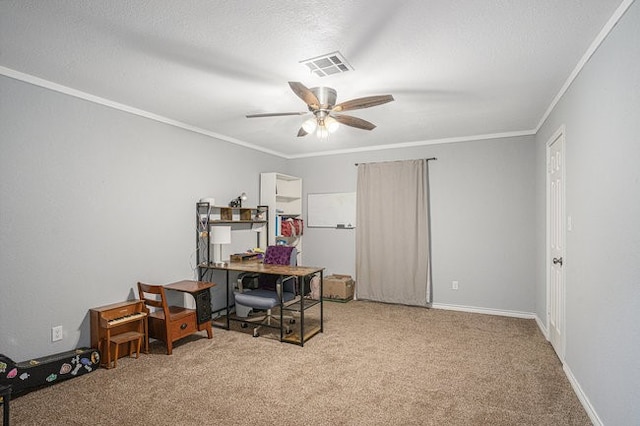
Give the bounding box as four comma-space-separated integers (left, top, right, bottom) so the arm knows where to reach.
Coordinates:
210, 225, 231, 266
229, 192, 247, 207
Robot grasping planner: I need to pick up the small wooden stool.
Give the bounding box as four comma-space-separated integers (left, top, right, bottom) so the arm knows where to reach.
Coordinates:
107, 331, 144, 369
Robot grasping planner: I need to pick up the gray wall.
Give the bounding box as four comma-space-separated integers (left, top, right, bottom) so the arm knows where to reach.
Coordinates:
288, 135, 537, 314
2, 4, 638, 422
534, 2, 640, 424
0, 75, 285, 360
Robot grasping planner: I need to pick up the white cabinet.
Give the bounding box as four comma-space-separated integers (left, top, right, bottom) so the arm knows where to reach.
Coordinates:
260, 172, 303, 260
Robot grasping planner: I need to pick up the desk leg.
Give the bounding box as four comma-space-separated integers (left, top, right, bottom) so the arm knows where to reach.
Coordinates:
226, 270, 230, 330
320, 270, 324, 333
279, 282, 284, 342
300, 276, 306, 347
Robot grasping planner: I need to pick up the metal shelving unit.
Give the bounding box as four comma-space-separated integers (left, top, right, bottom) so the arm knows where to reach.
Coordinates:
196, 202, 268, 268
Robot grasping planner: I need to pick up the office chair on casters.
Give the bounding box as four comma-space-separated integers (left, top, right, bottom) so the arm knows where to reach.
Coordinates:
234, 245, 298, 337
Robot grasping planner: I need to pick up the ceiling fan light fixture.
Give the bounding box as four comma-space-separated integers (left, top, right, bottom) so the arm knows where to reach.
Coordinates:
316, 126, 329, 140
247, 81, 394, 140
302, 118, 317, 133
325, 116, 339, 133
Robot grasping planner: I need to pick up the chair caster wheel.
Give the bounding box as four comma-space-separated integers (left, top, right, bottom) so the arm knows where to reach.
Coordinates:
241, 323, 248, 328
289, 319, 296, 324
253, 331, 259, 337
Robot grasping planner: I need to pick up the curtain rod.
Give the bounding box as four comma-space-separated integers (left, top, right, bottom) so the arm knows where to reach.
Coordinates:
354, 157, 437, 166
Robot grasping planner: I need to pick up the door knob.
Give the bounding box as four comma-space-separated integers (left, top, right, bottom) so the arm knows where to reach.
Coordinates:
553, 257, 563, 266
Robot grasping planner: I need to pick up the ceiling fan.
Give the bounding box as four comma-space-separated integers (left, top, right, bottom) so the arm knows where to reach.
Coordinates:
246, 82, 394, 138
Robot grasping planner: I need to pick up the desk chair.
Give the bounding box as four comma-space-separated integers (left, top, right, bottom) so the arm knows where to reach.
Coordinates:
137, 282, 198, 355
234, 245, 298, 337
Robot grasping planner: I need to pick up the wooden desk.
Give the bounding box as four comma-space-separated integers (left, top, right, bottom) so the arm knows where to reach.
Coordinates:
164, 280, 215, 338
199, 262, 324, 346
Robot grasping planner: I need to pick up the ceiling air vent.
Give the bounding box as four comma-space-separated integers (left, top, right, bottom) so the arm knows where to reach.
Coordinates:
300, 51, 353, 77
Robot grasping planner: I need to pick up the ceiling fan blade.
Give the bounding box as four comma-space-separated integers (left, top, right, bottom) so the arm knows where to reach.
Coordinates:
333, 114, 377, 131
297, 127, 308, 137
288, 81, 320, 109
246, 112, 307, 118
333, 95, 394, 112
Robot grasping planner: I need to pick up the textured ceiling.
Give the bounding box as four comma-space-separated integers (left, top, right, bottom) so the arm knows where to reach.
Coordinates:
0, 0, 626, 158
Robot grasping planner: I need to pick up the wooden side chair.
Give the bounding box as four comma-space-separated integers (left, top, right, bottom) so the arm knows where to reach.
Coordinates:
137, 282, 198, 355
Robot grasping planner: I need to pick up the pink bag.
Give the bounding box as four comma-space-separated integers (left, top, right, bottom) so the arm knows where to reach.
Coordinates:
281, 218, 304, 237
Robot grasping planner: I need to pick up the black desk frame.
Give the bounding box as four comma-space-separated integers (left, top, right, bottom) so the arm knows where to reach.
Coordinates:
199, 262, 324, 346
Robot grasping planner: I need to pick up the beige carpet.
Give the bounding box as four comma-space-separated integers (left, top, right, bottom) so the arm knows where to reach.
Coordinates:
5, 300, 590, 425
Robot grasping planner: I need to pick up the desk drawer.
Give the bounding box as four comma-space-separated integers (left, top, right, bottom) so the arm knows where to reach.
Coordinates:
170, 313, 198, 339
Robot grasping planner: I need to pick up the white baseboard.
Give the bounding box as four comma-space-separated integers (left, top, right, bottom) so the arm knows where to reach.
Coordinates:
564, 364, 603, 426
431, 304, 603, 424
534, 315, 549, 339
431, 304, 550, 344
431, 303, 535, 319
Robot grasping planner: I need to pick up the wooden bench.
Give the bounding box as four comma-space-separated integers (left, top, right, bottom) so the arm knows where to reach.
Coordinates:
107, 331, 144, 369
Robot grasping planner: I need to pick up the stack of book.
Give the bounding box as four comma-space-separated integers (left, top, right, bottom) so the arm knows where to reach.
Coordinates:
229, 252, 260, 262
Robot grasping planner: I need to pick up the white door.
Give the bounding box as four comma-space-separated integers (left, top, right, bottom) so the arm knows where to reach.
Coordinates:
548, 130, 565, 360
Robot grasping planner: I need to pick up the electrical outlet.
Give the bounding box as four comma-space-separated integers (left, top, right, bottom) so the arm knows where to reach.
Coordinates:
452, 281, 459, 290
52, 325, 63, 342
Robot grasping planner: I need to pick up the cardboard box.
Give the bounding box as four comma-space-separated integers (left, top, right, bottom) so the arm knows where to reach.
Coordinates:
323, 274, 355, 300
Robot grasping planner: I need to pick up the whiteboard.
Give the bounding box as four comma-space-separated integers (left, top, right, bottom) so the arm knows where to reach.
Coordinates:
307, 192, 356, 228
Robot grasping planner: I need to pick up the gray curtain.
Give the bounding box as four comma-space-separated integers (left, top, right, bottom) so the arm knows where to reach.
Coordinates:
355, 159, 431, 306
